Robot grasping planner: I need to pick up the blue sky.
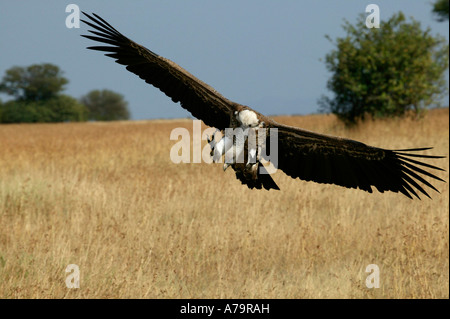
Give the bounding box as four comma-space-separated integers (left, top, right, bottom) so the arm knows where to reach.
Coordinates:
0, 1, 448, 120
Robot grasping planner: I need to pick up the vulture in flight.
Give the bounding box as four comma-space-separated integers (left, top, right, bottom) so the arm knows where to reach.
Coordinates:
81, 12, 446, 199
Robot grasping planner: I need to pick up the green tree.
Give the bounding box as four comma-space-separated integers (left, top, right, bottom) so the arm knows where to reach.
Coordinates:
80, 89, 130, 121
319, 12, 449, 125
432, 0, 449, 22
0, 63, 87, 123
0, 64, 68, 101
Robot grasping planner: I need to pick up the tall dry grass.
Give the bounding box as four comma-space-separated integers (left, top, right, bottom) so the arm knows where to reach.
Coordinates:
0, 108, 448, 298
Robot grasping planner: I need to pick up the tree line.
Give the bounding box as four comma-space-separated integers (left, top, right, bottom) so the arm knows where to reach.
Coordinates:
0, 64, 130, 123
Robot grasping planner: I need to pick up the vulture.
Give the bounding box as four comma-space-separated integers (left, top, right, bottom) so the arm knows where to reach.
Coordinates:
81, 12, 446, 199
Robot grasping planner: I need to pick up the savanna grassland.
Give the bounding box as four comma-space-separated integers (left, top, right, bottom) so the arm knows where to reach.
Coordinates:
0, 108, 448, 298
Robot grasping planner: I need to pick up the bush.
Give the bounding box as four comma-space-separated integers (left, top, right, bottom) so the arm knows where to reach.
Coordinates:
80, 89, 130, 121
319, 12, 449, 125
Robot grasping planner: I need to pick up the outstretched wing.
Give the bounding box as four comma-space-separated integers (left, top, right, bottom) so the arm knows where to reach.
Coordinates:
81, 12, 237, 130
270, 122, 445, 199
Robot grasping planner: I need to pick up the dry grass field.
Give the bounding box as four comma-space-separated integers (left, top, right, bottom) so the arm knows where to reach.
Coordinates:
0, 108, 448, 299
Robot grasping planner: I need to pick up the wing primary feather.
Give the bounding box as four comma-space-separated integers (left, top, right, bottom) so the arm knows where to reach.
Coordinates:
394, 152, 445, 159
82, 35, 118, 46
396, 154, 446, 172
400, 160, 445, 182
400, 165, 440, 194
86, 46, 122, 52
86, 30, 119, 41
399, 171, 430, 199
80, 19, 120, 39
85, 12, 122, 36
394, 147, 433, 152
398, 177, 420, 199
